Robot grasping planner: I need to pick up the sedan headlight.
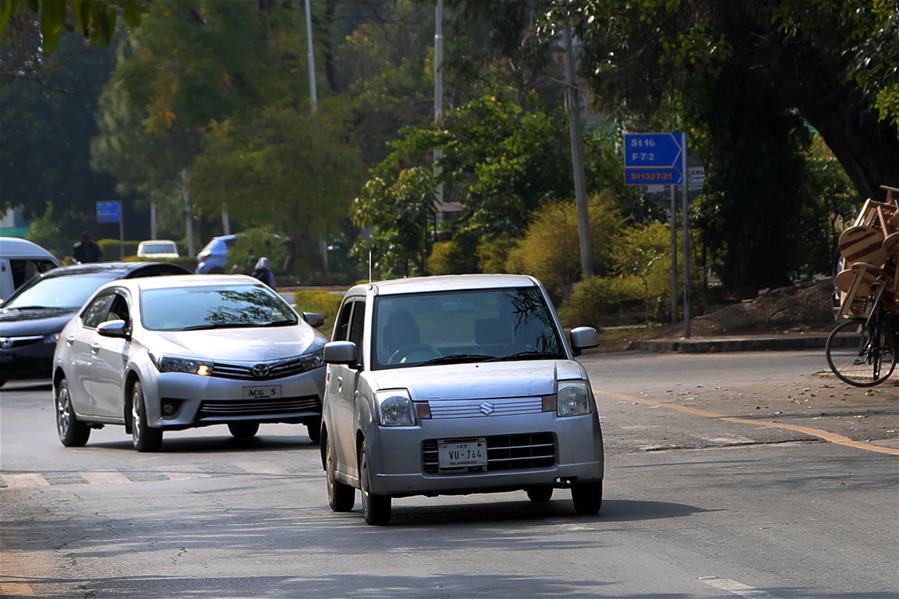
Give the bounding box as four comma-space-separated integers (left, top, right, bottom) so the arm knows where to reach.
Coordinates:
557, 380, 592, 417
375, 389, 415, 426
152, 354, 213, 376
299, 348, 324, 370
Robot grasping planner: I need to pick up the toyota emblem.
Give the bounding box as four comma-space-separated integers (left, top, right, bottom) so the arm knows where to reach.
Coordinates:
251, 363, 271, 379
479, 402, 495, 416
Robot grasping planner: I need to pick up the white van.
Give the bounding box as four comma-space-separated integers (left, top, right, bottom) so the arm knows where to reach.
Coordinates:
0, 237, 60, 301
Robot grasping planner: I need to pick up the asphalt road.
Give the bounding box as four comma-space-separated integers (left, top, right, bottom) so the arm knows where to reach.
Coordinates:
1, 351, 897, 598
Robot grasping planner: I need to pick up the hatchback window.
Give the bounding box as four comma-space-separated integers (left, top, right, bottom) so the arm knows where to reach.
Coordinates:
141, 284, 298, 331
372, 287, 564, 369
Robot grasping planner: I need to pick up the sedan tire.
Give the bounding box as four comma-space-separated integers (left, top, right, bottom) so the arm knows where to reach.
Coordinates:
360, 441, 391, 525
131, 381, 163, 452
228, 422, 259, 439
55, 379, 90, 447
571, 480, 602, 515
326, 440, 355, 512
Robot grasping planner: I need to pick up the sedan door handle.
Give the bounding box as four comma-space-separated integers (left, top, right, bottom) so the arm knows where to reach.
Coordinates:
65, 336, 75, 345
90, 343, 101, 353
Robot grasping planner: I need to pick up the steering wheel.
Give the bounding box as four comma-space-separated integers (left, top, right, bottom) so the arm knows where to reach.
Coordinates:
388, 344, 441, 365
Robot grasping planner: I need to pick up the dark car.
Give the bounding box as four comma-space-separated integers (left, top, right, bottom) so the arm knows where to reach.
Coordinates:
0, 262, 189, 386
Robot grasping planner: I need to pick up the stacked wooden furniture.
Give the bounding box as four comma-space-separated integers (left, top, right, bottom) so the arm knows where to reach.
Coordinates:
835, 185, 899, 319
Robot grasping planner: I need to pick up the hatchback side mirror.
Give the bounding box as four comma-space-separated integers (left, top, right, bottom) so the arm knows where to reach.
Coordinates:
324, 341, 357, 365
303, 312, 325, 328
97, 319, 129, 339
570, 326, 599, 352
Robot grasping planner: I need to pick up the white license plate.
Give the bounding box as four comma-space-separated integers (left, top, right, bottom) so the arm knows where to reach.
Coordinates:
438, 438, 487, 469
242, 385, 282, 400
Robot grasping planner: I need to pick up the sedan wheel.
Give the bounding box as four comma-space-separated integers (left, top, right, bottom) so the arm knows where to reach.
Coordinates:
228, 422, 259, 439
131, 381, 163, 452
55, 379, 90, 447
326, 441, 355, 512
360, 442, 391, 525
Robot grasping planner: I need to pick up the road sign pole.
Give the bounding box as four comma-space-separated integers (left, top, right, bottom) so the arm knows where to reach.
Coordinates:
670, 184, 678, 324
182, 169, 194, 257
119, 203, 125, 260
681, 132, 691, 338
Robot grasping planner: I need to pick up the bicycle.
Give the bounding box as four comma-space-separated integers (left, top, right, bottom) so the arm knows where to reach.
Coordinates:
825, 275, 898, 387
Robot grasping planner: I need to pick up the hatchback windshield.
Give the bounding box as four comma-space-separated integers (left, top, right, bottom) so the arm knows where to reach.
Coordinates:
372, 287, 564, 369
2, 274, 116, 310
141, 284, 297, 331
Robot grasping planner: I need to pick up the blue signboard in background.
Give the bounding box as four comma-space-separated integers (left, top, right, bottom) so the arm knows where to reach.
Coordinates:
623, 132, 684, 185
96, 201, 121, 223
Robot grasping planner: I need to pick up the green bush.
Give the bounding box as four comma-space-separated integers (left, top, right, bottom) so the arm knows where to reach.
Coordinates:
227, 227, 288, 275
294, 289, 345, 329
477, 237, 518, 273
426, 235, 479, 275
612, 222, 672, 324
97, 239, 141, 260
559, 275, 644, 329
504, 191, 624, 300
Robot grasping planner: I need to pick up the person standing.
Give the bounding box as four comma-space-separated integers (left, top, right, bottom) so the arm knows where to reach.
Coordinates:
72, 231, 102, 263
251, 256, 276, 289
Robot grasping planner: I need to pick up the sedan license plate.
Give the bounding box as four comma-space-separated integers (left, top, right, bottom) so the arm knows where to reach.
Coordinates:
242, 385, 282, 400
438, 438, 487, 469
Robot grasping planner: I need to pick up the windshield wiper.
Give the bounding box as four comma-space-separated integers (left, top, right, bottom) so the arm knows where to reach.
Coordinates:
487, 350, 563, 362
259, 319, 297, 327
417, 353, 496, 366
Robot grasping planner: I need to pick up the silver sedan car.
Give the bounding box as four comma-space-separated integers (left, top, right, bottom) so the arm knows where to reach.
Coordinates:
320, 274, 603, 525
52, 275, 327, 451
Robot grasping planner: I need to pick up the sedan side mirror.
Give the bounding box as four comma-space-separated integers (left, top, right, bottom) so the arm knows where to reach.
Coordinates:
324, 341, 357, 366
97, 319, 129, 339
303, 312, 325, 328
570, 326, 599, 352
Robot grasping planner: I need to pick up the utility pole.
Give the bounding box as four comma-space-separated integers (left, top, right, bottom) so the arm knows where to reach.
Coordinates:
304, 0, 317, 113
669, 185, 677, 323
181, 169, 194, 256
562, 20, 593, 278
681, 132, 691, 338
433, 0, 445, 219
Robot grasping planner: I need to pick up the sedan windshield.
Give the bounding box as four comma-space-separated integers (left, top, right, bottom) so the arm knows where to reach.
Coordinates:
141, 284, 298, 331
2, 274, 116, 310
373, 287, 564, 369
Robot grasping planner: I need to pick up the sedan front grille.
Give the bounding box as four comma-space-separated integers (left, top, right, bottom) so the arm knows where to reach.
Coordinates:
212, 354, 322, 381
422, 432, 556, 475
197, 395, 320, 420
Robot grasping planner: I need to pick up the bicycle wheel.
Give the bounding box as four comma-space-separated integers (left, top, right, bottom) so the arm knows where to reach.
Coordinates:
826, 317, 898, 387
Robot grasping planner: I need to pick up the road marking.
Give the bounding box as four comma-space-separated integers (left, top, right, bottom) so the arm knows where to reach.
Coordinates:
234, 462, 290, 476
82, 471, 132, 485
698, 576, 781, 598
2, 473, 49, 488
594, 387, 899, 457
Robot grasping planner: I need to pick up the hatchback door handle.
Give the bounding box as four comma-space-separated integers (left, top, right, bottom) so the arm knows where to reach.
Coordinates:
90, 343, 100, 353
66, 336, 75, 345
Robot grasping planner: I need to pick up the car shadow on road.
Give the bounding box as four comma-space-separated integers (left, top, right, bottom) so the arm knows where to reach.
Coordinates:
87, 434, 320, 453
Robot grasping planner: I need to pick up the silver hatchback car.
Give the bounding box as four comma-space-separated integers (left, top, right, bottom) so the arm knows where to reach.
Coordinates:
320, 274, 603, 525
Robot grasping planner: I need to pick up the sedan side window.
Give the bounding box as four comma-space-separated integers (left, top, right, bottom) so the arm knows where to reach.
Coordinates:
81, 294, 115, 329
106, 293, 131, 326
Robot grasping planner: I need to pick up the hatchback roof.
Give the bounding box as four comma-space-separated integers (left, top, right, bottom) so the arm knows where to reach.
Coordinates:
354, 274, 537, 297
0, 237, 58, 261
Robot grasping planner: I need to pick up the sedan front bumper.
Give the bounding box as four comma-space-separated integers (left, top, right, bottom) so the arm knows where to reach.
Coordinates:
366, 411, 603, 497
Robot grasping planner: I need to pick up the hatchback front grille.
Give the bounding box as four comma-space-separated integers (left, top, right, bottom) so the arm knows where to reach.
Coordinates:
422, 432, 556, 475
428, 397, 543, 419
197, 395, 320, 420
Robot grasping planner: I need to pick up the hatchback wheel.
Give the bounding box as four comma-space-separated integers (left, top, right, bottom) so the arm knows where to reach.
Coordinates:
360, 441, 391, 525
571, 480, 603, 515
326, 441, 355, 512
526, 486, 553, 503
228, 422, 259, 439
55, 379, 90, 447
131, 381, 163, 452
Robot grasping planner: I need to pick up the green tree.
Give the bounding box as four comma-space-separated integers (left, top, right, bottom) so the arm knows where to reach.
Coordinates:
611, 222, 671, 324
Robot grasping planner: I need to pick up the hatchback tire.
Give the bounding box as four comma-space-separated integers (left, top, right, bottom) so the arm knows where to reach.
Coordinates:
131, 381, 163, 452
326, 441, 355, 512
228, 422, 259, 439
55, 379, 90, 447
526, 486, 553, 503
360, 442, 391, 525
571, 480, 602, 515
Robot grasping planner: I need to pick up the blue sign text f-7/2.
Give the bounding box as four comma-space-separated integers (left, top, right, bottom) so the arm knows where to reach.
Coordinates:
624, 132, 684, 186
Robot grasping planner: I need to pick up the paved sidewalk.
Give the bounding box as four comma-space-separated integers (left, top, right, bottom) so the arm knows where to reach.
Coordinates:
630, 333, 831, 353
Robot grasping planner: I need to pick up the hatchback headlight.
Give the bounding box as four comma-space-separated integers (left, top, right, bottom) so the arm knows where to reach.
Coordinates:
152, 354, 213, 376
557, 380, 592, 417
375, 389, 415, 426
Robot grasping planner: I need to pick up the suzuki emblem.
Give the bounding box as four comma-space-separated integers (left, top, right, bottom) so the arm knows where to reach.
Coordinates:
479, 402, 495, 415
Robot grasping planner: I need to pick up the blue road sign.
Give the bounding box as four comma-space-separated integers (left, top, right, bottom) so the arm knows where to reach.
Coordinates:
624, 132, 684, 186
96, 201, 121, 223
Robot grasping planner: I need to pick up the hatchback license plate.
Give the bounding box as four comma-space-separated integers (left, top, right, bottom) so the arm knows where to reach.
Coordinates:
242, 385, 282, 400
438, 438, 487, 469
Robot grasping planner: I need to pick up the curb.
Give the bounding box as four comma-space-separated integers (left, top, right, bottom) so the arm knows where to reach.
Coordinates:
629, 335, 832, 353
